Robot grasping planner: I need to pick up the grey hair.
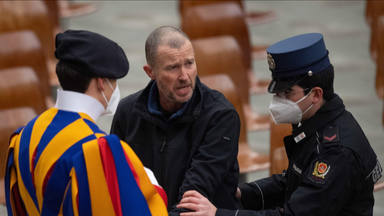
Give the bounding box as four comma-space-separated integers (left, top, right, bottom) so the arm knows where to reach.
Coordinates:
145, 26, 190, 67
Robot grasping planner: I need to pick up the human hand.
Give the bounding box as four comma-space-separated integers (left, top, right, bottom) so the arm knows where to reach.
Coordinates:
176, 190, 217, 216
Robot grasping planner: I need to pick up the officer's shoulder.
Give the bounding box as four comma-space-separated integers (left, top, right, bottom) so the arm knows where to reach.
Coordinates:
321, 125, 340, 145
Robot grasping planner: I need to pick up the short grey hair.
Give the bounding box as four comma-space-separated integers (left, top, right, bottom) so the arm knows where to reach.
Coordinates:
145, 26, 190, 67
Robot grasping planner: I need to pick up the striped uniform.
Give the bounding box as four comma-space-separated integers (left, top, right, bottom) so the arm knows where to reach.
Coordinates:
5, 108, 168, 216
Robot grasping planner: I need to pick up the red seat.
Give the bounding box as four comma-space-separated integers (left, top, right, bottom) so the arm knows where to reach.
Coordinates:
178, 0, 276, 26
181, 2, 270, 94
192, 36, 270, 131
200, 74, 269, 174
0, 0, 58, 86
0, 30, 52, 104
0, 67, 46, 114
376, 16, 384, 100
269, 122, 291, 175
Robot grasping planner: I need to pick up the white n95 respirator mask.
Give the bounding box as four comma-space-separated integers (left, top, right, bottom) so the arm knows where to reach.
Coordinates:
101, 80, 120, 116
268, 91, 313, 124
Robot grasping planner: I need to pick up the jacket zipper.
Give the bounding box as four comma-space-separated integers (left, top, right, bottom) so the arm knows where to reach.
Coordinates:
160, 136, 166, 152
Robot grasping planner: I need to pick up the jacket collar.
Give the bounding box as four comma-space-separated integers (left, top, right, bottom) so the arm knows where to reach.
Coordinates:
291, 94, 345, 144
134, 76, 203, 125
147, 81, 190, 120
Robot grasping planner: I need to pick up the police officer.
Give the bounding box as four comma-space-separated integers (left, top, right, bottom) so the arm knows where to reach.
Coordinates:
177, 33, 382, 216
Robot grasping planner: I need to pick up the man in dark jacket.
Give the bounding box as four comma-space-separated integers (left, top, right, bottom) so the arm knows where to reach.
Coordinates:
177, 33, 382, 216
110, 26, 240, 215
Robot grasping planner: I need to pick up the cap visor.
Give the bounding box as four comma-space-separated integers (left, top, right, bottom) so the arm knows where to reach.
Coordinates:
268, 79, 297, 93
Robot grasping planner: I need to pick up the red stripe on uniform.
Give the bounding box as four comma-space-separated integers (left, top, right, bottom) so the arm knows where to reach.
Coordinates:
154, 185, 168, 207
98, 137, 122, 216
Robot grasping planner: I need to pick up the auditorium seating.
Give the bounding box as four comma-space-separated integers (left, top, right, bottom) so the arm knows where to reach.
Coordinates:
57, 0, 97, 18
0, 67, 47, 114
269, 122, 290, 175
376, 17, 384, 99
0, 179, 3, 204
200, 74, 269, 174
0, 30, 52, 105
181, 2, 270, 94
0, 0, 58, 86
178, 0, 275, 25
366, 0, 384, 61
192, 36, 270, 131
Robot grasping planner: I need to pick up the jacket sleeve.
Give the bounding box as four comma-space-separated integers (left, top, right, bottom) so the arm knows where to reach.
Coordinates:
171, 109, 240, 213
282, 147, 358, 216
239, 174, 287, 210
216, 208, 282, 216
5, 128, 29, 216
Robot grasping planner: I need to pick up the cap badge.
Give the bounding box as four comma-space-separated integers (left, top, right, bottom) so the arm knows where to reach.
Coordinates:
312, 161, 330, 179
267, 53, 276, 70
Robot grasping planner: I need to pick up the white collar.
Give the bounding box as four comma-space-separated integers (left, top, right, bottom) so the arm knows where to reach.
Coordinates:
55, 89, 105, 121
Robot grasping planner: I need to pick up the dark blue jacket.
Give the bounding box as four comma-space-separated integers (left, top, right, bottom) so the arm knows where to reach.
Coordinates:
111, 77, 240, 215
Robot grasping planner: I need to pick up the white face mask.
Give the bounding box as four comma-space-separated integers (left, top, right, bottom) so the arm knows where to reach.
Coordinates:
268, 91, 313, 124
101, 80, 120, 116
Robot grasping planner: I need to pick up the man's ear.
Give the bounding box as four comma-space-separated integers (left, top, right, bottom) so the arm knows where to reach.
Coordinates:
312, 87, 323, 104
143, 64, 155, 80
96, 77, 106, 91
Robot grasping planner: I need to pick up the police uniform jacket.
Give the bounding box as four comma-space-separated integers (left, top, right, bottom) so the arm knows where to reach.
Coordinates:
217, 94, 381, 216
111, 77, 240, 214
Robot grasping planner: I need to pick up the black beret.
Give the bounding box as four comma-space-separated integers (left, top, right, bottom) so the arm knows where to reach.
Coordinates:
55, 30, 129, 79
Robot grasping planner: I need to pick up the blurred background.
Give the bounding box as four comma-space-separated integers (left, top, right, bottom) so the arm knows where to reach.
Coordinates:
0, 0, 383, 215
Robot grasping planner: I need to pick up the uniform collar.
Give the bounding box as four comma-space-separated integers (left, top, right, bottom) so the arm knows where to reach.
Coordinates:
291, 94, 345, 143
55, 89, 105, 122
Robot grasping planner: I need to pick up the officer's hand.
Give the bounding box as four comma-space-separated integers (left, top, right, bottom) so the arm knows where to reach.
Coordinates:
236, 187, 241, 200
177, 190, 217, 216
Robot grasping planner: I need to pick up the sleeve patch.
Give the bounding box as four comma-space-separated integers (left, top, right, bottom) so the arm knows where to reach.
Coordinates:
310, 161, 331, 184
322, 126, 339, 143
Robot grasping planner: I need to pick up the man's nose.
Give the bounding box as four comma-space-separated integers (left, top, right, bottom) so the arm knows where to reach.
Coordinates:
178, 67, 189, 81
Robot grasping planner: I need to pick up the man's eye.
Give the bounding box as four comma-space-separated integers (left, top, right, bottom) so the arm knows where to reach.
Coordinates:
166, 65, 177, 70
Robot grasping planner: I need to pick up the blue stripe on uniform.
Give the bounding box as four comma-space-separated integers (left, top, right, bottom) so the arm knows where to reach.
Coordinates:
73, 151, 92, 216
41, 134, 96, 216
18, 117, 39, 210
34, 111, 80, 166
5, 150, 14, 216
63, 181, 74, 216
105, 135, 151, 216
83, 119, 106, 135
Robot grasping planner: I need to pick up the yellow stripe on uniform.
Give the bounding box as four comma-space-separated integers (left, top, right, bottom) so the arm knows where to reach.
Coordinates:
28, 108, 58, 208
70, 168, 79, 216
34, 117, 94, 210
120, 141, 168, 215
13, 130, 39, 215
29, 109, 58, 171
9, 167, 17, 214
82, 140, 115, 216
